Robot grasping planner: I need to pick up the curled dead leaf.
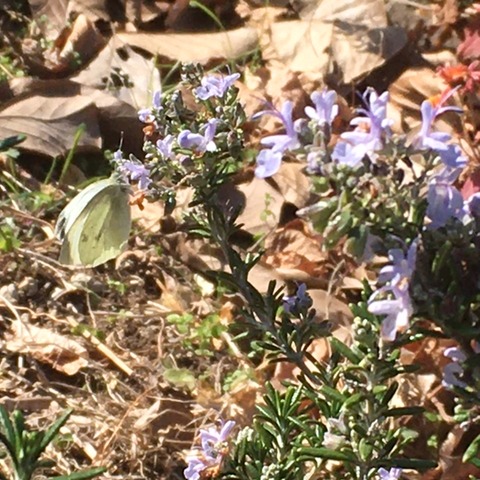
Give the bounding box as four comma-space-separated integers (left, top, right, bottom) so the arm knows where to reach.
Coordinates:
5, 322, 88, 375
116, 27, 259, 65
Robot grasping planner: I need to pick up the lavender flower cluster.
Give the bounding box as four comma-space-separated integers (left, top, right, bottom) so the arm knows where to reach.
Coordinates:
255, 85, 480, 392
115, 72, 240, 191
253, 87, 392, 178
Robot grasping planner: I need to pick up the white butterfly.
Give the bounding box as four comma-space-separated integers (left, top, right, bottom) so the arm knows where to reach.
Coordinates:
55, 175, 131, 267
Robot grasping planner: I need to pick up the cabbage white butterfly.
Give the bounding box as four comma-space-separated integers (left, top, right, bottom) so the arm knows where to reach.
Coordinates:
55, 174, 131, 267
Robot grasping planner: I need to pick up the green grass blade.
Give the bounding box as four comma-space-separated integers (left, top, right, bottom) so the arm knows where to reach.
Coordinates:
59, 124, 85, 183
189, 1, 224, 30
0, 406, 16, 452
36, 409, 73, 457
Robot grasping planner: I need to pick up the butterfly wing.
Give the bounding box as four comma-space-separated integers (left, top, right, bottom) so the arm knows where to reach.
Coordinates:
77, 183, 131, 267
55, 178, 114, 240
57, 178, 131, 267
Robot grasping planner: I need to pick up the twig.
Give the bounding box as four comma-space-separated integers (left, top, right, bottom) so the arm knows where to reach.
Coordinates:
63, 315, 133, 377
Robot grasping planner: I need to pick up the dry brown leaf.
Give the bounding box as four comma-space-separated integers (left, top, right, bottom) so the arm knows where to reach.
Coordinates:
269, 20, 406, 86
5, 322, 88, 375
72, 35, 161, 109
131, 197, 164, 232
236, 68, 268, 117
80, 86, 145, 156
0, 396, 54, 412
0, 78, 143, 158
68, 0, 111, 22
308, 289, 353, 326
260, 20, 332, 82
133, 399, 162, 431
46, 14, 105, 74
220, 176, 281, 235
151, 398, 194, 448
330, 23, 407, 85
28, 0, 111, 38
437, 424, 480, 480
264, 219, 330, 286
247, 260, 286, 293
269, 163, 311, 207
28, 0, 69, 39
256, 0, 406, 92
221, 164, 311, 236
23, 15, 105, 77
226, 378, 262, 419
295, 0, 388, 25
116, 27, 259, 65
0, 80, 101, 157
137, 1, 169, 25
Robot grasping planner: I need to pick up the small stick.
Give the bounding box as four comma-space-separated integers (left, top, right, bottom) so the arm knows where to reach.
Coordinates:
63, 316, 133, 377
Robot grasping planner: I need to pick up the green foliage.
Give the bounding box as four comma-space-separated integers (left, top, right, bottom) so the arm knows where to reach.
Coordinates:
0, 220, 21, 252
218, 303, 437, 480
223, 385, 310, 480
167, 312, 227, 356
0, 55, 26, 82
105, 64, 480, 479
163, 367, 197, 391
301, 147, 432, 254
188, 175, 430, 479
0, 135, 26, 153
222, 368, 255, 393
70, 323, 106, 342
260, 192, 275, 223
107, 279, 127, 296
0, 406, 105, 480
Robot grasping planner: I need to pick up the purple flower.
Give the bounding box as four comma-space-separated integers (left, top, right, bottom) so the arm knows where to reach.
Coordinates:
253, 101, 301, 177
466, 193, 480, 217
184, 457, 207, 480
305, 89, 338, 126
415, 101, 452, 151
200, 420, 235, 458
156, 134, 175, 160
194, 73, 240, 100
353, 89, 392, 134
118, 159, 152, 191
332, 88, 392, 168
443, 343, 480, 389
257, 101, 300, 153
443, 347, 468, 389
138, 90, 162, 123
368, 285, 412, 341
426, 182, 467, 229
332, 133, 383, 167
255, 149, 283, 178
184, 420, 235, 480
378, 467, 402, 480
412, 89, 466, 179
368, 237, 418, 340
378, 240, 418, 287
437, 143, 467, 171
413, 89, 461, 151
306, 150, 323, 174
113, 149, 123, 163
178, 119, 218, 154
282, 283, 311, 314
